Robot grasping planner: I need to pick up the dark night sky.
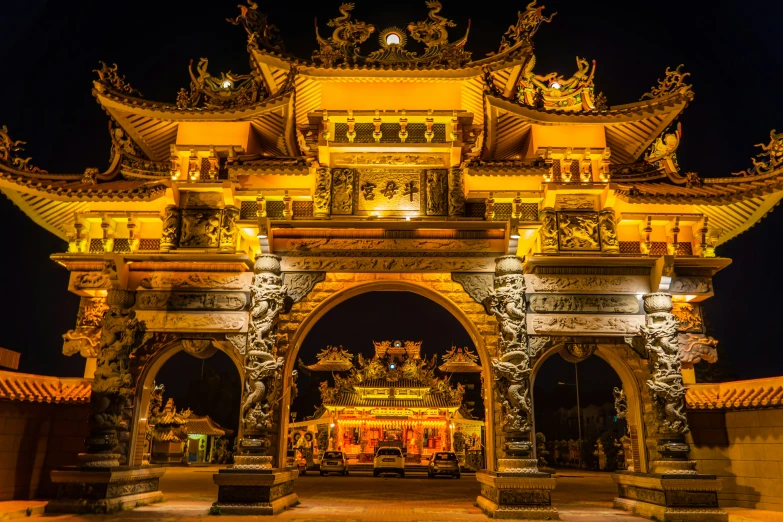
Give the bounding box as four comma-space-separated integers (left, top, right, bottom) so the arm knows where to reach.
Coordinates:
0, 0, 782, 382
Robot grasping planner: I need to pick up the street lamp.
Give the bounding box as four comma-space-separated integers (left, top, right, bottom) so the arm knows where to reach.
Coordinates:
557, 362, 582, 468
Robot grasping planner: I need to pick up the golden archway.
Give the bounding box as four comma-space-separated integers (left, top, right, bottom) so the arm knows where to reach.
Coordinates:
276, 278, 498, 471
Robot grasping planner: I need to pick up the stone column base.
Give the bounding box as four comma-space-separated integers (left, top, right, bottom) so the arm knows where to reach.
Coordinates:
46, 466, 165, 514
476, 471, 559, 520
212, 468, 298, 515
613, 471, 727, 522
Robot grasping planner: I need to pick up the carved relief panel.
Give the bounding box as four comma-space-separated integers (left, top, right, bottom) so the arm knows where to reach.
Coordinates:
175, 208, 240, 249
557, 211, 600, 251
425, 170, 448, 216
180, 209, 221, 247
330, 168, 355, 215
671, 302, 704, 333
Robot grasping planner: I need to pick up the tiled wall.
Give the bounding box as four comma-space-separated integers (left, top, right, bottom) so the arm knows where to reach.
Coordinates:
688, 408, 783, 511
0, 401, 89, 500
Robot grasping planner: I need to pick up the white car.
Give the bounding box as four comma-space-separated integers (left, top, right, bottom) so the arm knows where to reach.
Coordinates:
320, 451, 349, 476
373, 447, 405, 477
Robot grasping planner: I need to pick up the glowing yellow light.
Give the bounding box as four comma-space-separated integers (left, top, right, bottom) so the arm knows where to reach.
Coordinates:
385, 33, 401, 45
221, 79, 233, 89
550, 81, 561, 89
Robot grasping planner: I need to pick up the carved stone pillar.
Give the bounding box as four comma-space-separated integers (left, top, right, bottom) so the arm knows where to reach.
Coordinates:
612, 292, 726, 521
448, 167, 466, 217
160, 205, 181, 252
48, 288, 165, 514
313, 167, 332, 218
640, 293, 693, 472
219, 206, 240, 252
477, 255, 558, 520
598, 208, 620, 254
213, 254, 298, 515
539, 207, 558, 253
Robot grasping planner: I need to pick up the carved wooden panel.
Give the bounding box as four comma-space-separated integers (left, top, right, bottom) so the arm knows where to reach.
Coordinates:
425, 169, 448, 216
330, 168, 355, 215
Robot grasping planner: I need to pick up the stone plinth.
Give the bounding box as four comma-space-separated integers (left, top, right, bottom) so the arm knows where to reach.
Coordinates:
46, 466, 165, 514
476, 471, 559, 520
212, 468, 298, 515
613, 471, 727, 522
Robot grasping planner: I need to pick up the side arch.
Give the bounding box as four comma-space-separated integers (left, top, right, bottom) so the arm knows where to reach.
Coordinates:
276, 277, 498, 471
127, 339, 244, 467
530, 342, 650, 473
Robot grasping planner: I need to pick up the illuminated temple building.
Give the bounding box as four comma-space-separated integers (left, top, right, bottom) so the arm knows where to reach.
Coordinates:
290, 342, 483, 465
2, 0, 783, 518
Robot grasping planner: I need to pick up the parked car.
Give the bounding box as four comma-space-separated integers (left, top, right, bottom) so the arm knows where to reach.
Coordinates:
373, 447, 405, 477
320, 451, 349, 476
428, 451, 460, 478
285, 450, 307, 475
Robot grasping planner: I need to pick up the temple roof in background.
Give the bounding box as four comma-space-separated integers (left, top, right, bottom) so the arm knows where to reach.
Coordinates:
0, 370, 90, 404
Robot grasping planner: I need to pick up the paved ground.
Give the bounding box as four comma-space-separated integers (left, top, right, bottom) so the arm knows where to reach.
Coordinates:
39, 466, 650, 522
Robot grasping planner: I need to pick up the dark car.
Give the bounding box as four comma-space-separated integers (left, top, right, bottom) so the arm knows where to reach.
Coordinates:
428, 451, 460, 478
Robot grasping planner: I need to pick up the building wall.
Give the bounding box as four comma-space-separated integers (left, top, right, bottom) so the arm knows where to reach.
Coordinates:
0, 401, 89, 500
688, 408, 783, 511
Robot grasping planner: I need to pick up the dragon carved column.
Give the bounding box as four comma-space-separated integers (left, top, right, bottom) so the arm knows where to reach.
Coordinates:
235, 254, 287, 470
483, 255, 537, 472
313, 167, 332, 218
598, 208, 620, 253
640, 293, 697, 475
448, 167, 466, 217
477, 256, 557, 520
539, 207, 558, 253
80, 288, 143, 468
160, 205, 181, 252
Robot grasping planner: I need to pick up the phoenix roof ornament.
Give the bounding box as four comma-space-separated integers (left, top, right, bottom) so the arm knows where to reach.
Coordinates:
227, 1, 285, 53
732, 129, 783, 177
504, 1, 556, 45
93, 62, 142, 97
640, 64, 691, 100
0, 126, 47, 174
176, 58, 267, 110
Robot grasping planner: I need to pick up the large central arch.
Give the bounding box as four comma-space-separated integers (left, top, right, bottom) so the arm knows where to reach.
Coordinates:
275, 276, 498, 472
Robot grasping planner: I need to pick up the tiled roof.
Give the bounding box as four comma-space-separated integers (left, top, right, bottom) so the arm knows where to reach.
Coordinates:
184, 415, 229, 436
325, 391, 458, 409
686, 377, 783, 410
0, 370, 91, 404
355, 378, 430, 389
